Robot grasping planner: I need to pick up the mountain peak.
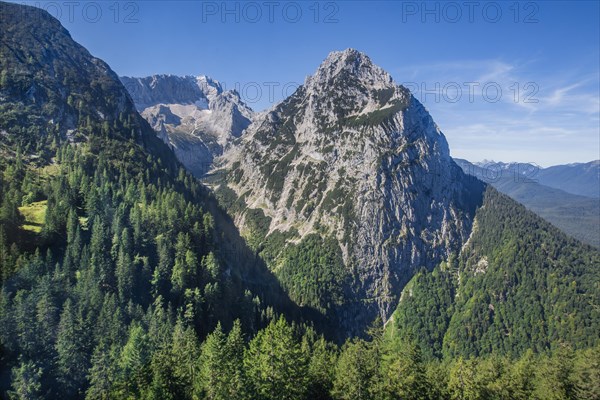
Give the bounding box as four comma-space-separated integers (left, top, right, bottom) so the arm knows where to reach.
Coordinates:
324, 48, 368, 64
306, 48, 393, 91
195, 75, 224, 97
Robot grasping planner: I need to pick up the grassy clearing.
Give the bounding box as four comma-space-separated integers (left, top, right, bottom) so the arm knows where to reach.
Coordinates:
18, 200, 47, 233
39, 164, 60, 178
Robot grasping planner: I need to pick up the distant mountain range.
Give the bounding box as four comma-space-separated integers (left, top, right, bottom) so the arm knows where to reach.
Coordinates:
455, 159, 600, 248
468, 159, 600, 198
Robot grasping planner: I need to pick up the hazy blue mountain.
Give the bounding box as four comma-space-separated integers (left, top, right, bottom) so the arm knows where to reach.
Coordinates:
468, 159, 600, 198
455, 159, 600, 248
537, 161, 600, 198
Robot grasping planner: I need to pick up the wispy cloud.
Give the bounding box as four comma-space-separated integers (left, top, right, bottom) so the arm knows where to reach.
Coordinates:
393, 58, 600, 165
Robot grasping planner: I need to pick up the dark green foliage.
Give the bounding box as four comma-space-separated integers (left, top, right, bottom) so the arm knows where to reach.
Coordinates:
374, 88, 395, 106
243, 208, 272, 251
344, 98, 408, 128
455, 158, 600, 248
198, 320, 246, 400
265, 144, 299, 195
259, 228, 299, 266
277, 234, 350, 317
332, 337, 380, 400
214, 184, 247, 214
0, 132, 297, 398
391, 187, 600, 360
244, 316, 309, 400
379, 335, 432, 400
391, 267, 455, 360
0, 4, 305, 397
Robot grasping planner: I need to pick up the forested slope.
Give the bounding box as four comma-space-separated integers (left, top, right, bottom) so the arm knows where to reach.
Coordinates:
391, 187, 600, 360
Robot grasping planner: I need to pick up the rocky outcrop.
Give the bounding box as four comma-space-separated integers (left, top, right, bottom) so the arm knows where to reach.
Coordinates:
120, 75, 254, 176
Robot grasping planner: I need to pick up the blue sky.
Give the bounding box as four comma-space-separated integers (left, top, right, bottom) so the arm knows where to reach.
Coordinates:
14, 0, 600, 166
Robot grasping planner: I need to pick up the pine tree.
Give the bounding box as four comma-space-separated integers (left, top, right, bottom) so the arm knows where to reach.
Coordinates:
198, 322, 228, 400
171, 233, 197, 292
56, 298, 89, 397
574, 344, 600, 400
380, 337, 431, 400
245, 316, 309, 400
533, 345, 576, 400
171, 318, 200, 398
0, 226, 9, 281
117, 323, 150, 397
116, 228, 134, 301
34, 276, 60, 358
9, 360, 43, 400
152, 235, 173, 298
332, 338, 378, 400
145, 348, 176, 400
507, 350, 536, 400
307, 335, 337, 400
448, 357, 480, 400
86, 341, 116, 400
224, 319, 247, 400
12, 290, 39, 358
90, 216, 114, 292
202, 251, 221, 280
66, 208, 79, 245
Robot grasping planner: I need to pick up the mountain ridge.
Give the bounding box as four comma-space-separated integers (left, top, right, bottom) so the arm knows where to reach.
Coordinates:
120, 74, 254, 177
463, 159, 600, 199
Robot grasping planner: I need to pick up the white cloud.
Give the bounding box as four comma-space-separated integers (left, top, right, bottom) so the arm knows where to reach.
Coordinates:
393, 58, 600, 165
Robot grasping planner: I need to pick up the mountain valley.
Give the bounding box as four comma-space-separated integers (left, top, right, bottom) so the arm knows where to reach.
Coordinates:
0, 3, 599, 399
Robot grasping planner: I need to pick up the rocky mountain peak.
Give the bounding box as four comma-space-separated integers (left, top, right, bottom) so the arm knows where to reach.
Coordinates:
285, 49, 409, 132
195, 75, 224, 98
305, 48, 394, 95
218, 50, 480, 335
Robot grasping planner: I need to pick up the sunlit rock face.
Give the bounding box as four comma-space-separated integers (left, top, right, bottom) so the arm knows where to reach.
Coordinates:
121, 74, 254, 177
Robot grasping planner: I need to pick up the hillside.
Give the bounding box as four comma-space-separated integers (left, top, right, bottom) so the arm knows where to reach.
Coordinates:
390, 187, 600, 359
537, 161, 600, 199
0, 2, 306, 397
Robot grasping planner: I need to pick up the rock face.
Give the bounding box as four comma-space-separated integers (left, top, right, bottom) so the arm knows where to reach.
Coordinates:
218, 49, 484, 335
0, 1, 175, 166
120, 75, 254, 176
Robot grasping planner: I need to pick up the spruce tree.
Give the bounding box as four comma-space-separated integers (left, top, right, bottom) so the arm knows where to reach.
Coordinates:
56, 299, 89, 397
245, 316, 309, 400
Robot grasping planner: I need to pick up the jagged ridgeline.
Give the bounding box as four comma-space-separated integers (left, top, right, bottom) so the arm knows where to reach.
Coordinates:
119, 75, 254, 178
0, 2, 313, 396
0, 2, 173, 164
